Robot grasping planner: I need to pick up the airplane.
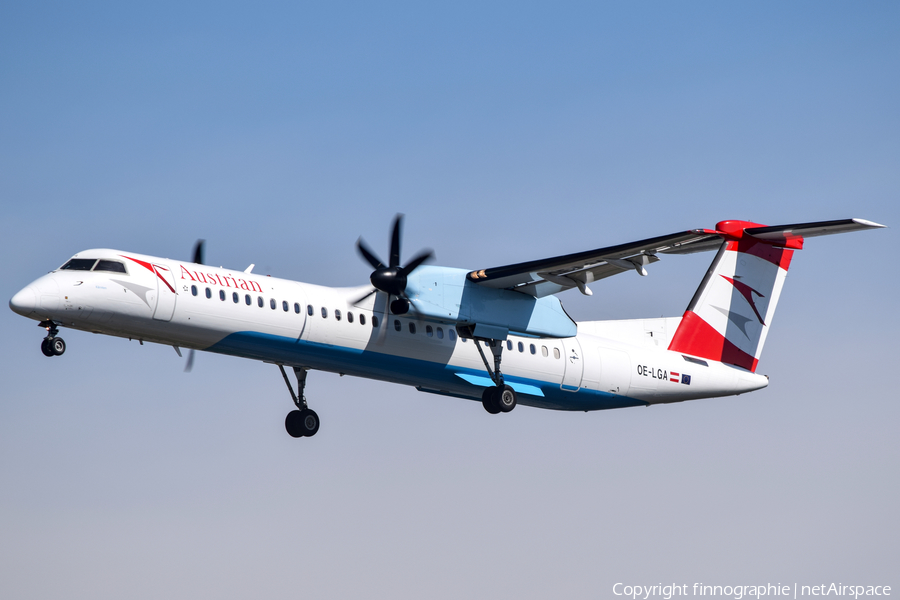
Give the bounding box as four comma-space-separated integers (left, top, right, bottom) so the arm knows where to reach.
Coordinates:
9, 216, 885, 439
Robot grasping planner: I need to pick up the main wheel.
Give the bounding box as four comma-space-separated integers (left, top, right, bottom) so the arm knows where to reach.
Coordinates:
497, 385, 517, 413
481, 387, 501, 414
41, 338, 54, 357
49, 337, 66, 356
285, 408, 320, 438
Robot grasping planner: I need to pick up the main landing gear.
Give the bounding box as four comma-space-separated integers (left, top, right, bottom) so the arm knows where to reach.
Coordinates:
39, 321, 66, 357
470, 337, 517, 415
278, 365, 319, 438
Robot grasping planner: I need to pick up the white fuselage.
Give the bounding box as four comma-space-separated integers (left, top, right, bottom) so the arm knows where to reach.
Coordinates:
10, 249, 768, 411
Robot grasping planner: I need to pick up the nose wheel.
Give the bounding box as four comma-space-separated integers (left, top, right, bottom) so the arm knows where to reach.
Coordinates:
39, 322, 65, 357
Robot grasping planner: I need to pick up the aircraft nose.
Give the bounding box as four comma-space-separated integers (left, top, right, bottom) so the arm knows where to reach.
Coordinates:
9, 286, 37, 316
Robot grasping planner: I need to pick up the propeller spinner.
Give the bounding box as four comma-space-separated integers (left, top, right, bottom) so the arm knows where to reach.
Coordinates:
356, 215, 433, 315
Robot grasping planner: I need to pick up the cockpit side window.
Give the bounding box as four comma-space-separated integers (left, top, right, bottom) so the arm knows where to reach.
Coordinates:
60, 258, 97, 271
93, 260, 127, 273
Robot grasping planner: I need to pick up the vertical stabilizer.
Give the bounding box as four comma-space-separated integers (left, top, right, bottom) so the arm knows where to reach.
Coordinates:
668, 221, 794, 372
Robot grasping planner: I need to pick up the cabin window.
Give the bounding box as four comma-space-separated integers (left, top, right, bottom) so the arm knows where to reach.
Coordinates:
257, 296, 264, 308
394, 319, 401, 332
307, 305, 313, 316
93, 260, 127, 273
219, 290, 225, 301
530, 344, 536, 355
245, 294, 252, 305
268, 298, 275, 310
294, 302, 300, 314
347, 312, 354, 323
517, 341, 524, 353
436, 327, 444, 339
409, 323, 416, 334
205, 288, 212, 299
541, 345, 548, 357
60, 258, 96, 271
233, 292, 239, 303
372, 315, 378, 327
321, 307, 328, 318
359, 314, 366, 326
191, 285, 198, 296
506, 340, 513, 351
449, 329, 457, 341
553, 348, 561, 359
335, 309, 342, 321
282, 300, 288, 312
426, 325, 433, 337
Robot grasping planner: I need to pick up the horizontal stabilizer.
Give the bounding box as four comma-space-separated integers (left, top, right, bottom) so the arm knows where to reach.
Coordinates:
742, 218, 885, 245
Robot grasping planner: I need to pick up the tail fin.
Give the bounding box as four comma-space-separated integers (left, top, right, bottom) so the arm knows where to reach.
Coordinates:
667, 218, 884, 372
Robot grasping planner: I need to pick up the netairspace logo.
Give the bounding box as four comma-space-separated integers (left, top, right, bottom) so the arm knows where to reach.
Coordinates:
612, 583, 892, 600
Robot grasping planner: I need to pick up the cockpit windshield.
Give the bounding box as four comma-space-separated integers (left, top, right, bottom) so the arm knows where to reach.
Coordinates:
59, 258, 128, 273
60, 258, 96, 271
94, 260, 127, 273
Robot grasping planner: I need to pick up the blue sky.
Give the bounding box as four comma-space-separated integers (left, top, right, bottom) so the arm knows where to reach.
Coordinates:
1, 3, 897, 598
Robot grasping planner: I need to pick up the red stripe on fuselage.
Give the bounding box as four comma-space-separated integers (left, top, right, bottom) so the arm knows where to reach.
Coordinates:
121, 255, 176, 294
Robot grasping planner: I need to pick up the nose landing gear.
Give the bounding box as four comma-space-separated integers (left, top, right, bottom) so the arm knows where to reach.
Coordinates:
39, 321, 65, 357
278, 365, 319, 438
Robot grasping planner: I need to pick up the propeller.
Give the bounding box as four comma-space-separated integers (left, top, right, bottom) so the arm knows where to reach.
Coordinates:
184, 238, 206, 372
355, 214, 433, 315
192, 239, 205, 265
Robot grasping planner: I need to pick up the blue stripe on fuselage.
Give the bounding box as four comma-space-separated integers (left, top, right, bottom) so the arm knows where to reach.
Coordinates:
206, 331, 647, 411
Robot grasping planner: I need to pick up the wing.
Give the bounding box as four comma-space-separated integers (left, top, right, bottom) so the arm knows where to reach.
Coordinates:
467, 218, 886, 298
467, 229, 722, 297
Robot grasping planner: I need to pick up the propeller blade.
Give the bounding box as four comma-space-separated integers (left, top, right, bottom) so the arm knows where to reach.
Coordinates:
401, 248, 434, 275
373, 292, 389, 345
389, 214, 403, 268
350, 287, 378, 305
184, 349, 196, 373
356, 237, 385, 270
192, 239, 205, 265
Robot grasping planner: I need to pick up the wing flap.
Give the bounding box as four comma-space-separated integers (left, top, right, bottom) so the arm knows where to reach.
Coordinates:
468, 229, 719, 294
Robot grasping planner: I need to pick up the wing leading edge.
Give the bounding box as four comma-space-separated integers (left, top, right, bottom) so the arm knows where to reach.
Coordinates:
467, 218, 885, 298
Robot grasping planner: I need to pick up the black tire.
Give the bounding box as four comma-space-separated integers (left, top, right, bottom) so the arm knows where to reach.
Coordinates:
481, 387, 501, 414
41, 338, 54, 357
285, 408, 320, 438
497, 385, 517, 413
299, 408, 320, 437
50, 337, 66, 356
285, 410, 306, 437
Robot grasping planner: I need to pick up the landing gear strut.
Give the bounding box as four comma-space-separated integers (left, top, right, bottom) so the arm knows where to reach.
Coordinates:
470, 336, 517, 414
39, 321, 65, 357
278, 365, 319, 438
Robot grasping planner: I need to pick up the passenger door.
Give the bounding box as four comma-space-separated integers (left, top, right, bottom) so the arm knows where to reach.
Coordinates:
152, 263, 177, 321
560, 337, 584, 391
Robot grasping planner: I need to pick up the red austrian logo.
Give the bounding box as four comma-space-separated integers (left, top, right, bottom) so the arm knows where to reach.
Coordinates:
721, 275, 766, 325
121, 255, 176, 293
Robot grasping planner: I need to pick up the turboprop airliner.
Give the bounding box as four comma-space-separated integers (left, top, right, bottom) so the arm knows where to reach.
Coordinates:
9, 216, 884, 438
